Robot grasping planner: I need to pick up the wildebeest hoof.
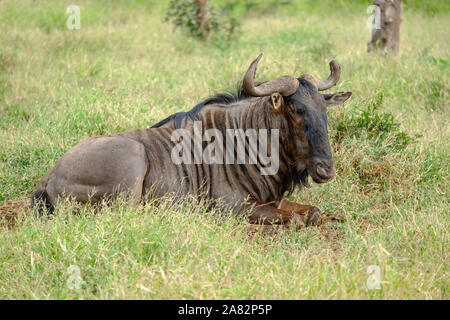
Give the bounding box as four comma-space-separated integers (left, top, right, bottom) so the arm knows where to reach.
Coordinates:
285, 213, 305, 230
288, 213, 305, 229
305, 207, 321, 226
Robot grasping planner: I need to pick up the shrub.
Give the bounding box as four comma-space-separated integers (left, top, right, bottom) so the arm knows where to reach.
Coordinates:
166, 0, 216, 40
165, 0, 244, 43
331, 94, 420, 194
333, 93, 418, 153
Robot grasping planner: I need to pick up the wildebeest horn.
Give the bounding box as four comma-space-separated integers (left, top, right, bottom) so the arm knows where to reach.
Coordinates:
243, 53, 299, 97
301, 60, 341, 91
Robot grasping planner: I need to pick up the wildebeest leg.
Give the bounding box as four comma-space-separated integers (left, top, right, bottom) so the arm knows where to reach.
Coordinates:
278, 198, 322, 226
247, 202, 303, 228
43, 136, 148, 208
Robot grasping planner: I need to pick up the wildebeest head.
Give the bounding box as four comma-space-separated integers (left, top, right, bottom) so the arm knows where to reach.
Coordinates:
242, 53, 352, 184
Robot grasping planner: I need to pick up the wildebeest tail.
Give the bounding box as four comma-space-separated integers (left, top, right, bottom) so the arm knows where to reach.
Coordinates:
31, 190, 54, 215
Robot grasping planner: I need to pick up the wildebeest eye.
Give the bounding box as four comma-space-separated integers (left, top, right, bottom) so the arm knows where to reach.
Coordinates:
295, 108, 305, 116
293, 102, 307, 116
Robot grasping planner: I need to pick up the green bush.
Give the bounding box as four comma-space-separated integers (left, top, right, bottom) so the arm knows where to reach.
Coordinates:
333, 93, 419, 152
165, 0, 246, 43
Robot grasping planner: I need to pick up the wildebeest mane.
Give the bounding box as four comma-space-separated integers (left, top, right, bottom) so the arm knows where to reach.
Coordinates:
151, 89, 248, 129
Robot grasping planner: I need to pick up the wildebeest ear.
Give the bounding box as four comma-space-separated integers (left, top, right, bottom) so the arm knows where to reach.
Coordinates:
323, 92, 352, 107
270, 93, 284, 111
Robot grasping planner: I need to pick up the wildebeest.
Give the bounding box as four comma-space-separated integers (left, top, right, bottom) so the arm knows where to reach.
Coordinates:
32, 54, 351, 227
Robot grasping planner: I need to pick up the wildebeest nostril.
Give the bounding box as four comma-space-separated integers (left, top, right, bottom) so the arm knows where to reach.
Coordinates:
316, 163, 335, 180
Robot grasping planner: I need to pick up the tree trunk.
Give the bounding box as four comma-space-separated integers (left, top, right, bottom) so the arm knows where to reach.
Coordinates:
194, 0, 211, 41
367, 0, 402, 53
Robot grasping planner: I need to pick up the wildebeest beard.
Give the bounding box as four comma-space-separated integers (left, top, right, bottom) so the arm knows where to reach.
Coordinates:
289, 167, 310, 194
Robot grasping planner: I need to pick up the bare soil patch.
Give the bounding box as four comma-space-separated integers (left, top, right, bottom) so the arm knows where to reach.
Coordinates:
0, 197, 30, 228
245, 213, 344, 242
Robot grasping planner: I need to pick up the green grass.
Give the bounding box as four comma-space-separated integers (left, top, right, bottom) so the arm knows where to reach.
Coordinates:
0, 0, 448, 299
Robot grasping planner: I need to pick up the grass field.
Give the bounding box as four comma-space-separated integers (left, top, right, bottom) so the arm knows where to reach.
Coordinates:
0, 0, 448, 299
